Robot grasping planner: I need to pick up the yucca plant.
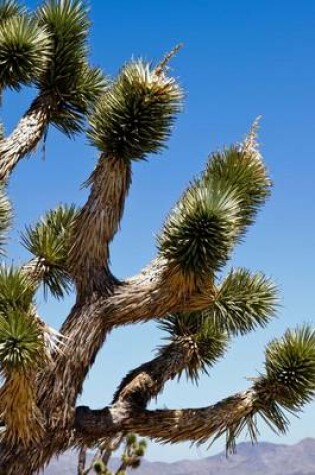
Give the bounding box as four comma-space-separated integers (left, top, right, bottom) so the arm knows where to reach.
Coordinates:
0, 3, 314, 474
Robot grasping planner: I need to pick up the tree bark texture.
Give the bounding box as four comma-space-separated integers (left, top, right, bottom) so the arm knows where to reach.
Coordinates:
0, 96, 50, 182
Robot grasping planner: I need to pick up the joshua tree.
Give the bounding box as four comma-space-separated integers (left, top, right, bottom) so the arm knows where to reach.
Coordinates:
77, 433, 147, 475
0, 1, 314, 474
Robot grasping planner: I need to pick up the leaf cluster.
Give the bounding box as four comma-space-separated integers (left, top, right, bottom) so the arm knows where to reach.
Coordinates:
211, 268, 278, 335
205, 145, 271, 232
234, 326, 315, 445
158, 178, 241, 277
22, 204, 79, 298
0, 309, 45, 372
203, 327, 315, 453
262, 325, 315, 409
0, 13, 50, 91
0, 0, 24, 24
159, 313, 229, 382
158, 135, 271, 279
0, 265, 35, 314
36, 0, 106, 135
88, 60, 183, 160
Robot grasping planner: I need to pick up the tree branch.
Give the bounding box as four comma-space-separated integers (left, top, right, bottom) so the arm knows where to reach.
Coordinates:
21, 257, 46, 285
0, 95, 50, 182
74, 378, 285, 450
74, 388, 256, 447
105, 257, 215, 327
68, 153, 131, 295
112, 338, 197, 407
75, 323, 315, 449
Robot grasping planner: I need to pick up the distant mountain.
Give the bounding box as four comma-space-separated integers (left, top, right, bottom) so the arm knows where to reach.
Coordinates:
42, 438, 315, 475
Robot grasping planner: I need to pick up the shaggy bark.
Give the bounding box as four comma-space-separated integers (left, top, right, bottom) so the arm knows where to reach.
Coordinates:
21, 257, 47, 284
35, 267, 214, 433
112, 338, 200, 406
68, 154, 131, 296
74, 390, 256, 445
0, 96, 50, 182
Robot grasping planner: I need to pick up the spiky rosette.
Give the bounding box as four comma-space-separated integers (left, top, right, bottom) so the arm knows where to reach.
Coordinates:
0, 15, 51, 91
159, 313, 229, 382
36, 0, 106, 135
0, 0, 24, 24
0, 309, 45, 372
158, 124, 270, 280
0, 265, 35, 313
21, 205, 79, 298
88, 59, 183, 160
262, 325, 315, 409
210, 268, 278, 335
233, 326, 315, 442
0, 187, 11, 253
158, 180, 241, 278
205, 121, 271, 234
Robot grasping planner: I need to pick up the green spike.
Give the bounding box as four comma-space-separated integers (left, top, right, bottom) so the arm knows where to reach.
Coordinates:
0, 309, 45, 372
0, 265, 35, 313
21, 205, 79, 298
88, 60, 183, 159
0, 14, 51, 91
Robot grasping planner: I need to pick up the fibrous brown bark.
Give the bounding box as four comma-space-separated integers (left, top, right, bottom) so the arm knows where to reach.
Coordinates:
0, 96, 50, 182
68, 153, 131, 296
74, 389, 256, 445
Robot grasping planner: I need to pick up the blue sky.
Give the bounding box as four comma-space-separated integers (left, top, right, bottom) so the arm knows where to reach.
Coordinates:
2, 0, 315, 462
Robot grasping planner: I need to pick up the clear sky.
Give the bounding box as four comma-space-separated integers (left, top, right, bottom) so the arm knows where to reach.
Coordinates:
2, 0, 315, 463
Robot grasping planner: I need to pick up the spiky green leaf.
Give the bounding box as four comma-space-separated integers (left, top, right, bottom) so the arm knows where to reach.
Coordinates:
0, 0, 24, 24
0, 15, 51, 90
50, 63, 107, 136
21, 204, 79, 298
158, 179, 241, 277
263, 325, 315, 409
211, 268, 278, 335
207, 327, 315, 452
159, 313, 229, 382
0, 265, 35, 313
158, 123, 270, 278
0, 309, 45, 372
205, 131, 271, 234
36, 0, 105, 134
232, 326, 315, 444
88, 60, 183, 160
126, 433, 137, 445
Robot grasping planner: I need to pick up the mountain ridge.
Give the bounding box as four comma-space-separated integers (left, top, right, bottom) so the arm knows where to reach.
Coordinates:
43, 438, 315, 475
